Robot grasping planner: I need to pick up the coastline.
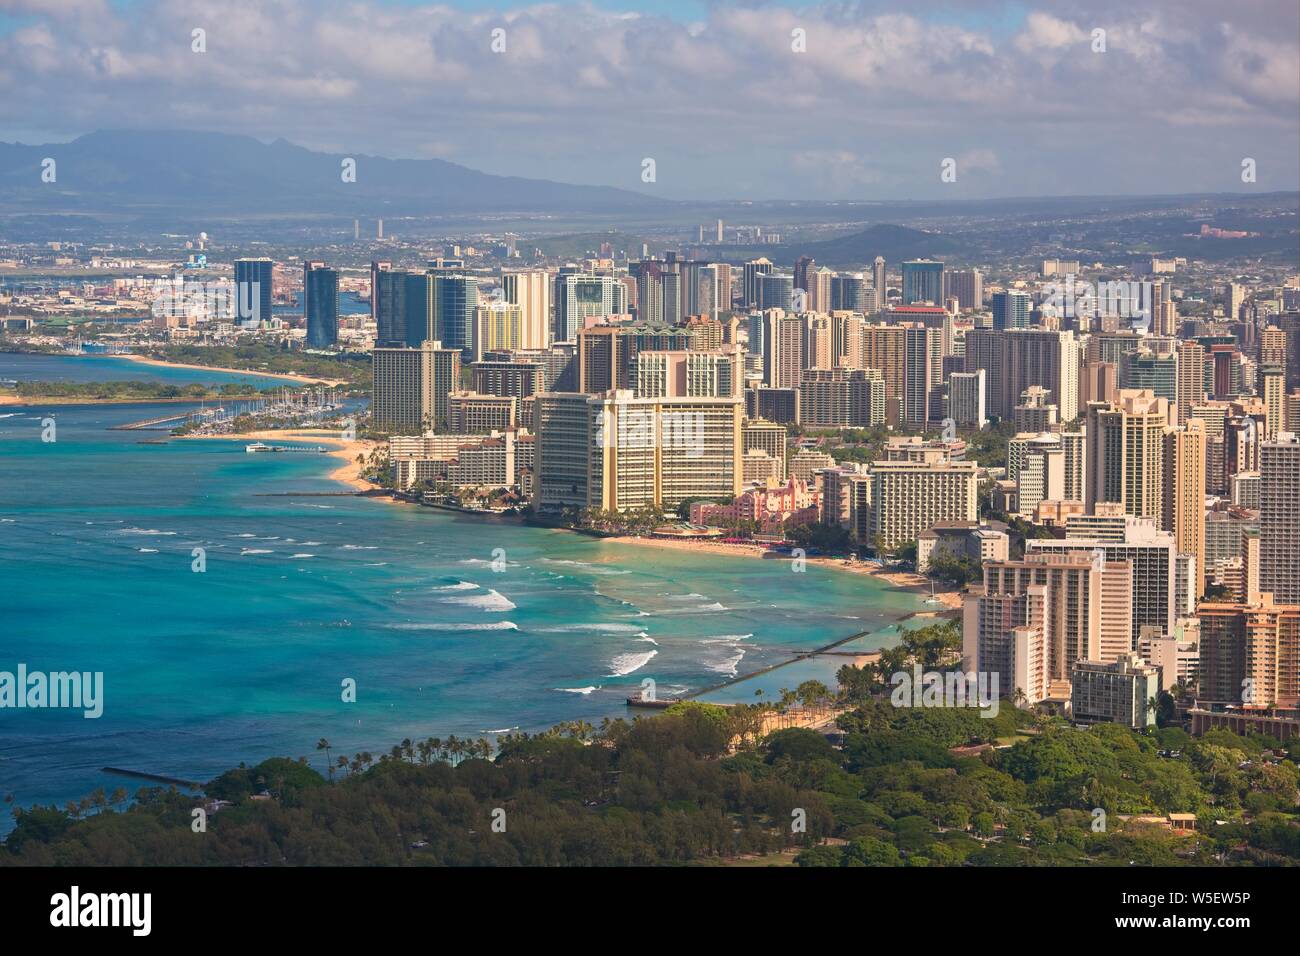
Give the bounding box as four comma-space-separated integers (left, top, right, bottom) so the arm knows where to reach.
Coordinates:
110, 352, 347, 387
182, 428, 964, 609
178, 428, 387, 495
602, 534, 965, 610
0, 392, 258, 407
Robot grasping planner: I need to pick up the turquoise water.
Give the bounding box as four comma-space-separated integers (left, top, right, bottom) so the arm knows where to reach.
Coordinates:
0, 358, 920, 828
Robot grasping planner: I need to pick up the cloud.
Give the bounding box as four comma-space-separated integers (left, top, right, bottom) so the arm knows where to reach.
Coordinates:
2, 0, 1296, 199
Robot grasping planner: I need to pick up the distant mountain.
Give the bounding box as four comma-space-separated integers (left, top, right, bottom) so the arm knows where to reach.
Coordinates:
717, 223, 962, 268
0, 130, 668, 216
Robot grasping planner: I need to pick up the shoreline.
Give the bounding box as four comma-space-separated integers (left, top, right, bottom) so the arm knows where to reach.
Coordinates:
107, 352, 347, 387
0, 392, 260, 407
177, 428, 390, 496
600, 534, 965, 610
185, 427, 965, 608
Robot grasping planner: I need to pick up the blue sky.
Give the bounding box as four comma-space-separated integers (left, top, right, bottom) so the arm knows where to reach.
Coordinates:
1, 0, 1296, 200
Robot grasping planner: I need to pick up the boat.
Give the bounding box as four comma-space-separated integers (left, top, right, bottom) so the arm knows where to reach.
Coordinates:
245, 442, 271, 453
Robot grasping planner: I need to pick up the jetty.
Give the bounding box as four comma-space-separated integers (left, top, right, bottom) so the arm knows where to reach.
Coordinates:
101, 767, 207, 789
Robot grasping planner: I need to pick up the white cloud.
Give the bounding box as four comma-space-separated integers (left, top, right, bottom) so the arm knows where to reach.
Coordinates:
1, 0, 1295, 198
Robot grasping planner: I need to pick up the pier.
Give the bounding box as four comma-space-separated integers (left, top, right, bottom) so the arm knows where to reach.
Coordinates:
101, 767, 207, 789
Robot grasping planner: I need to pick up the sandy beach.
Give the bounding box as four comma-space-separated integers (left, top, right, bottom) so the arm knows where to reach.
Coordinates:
604, 534, 965, 609
179, 428, 385, 494
111, 352, 347, 387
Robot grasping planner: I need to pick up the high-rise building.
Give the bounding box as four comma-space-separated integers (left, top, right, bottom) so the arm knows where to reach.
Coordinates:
944, 269, 983, 311
901, 259, 944, 305
1198, 592, 1300, 709
538, 391, 744, 513
798, 368, 885, 427
1260, 432, 1300, 605
758, 273, 794, 312
472, 302, 524, 361
1163, 420, 1207, 600
962, 584, 1050, 706
1176, 341, 1206, 425
965, 328, 1080, 422
866, 458, 979, 550
742, 258, 774, 309
1028, 518, 1178, 644
370, 260, 392, 328
1071, 655, 1159, 729
991, 290, 1031, 331
764, 311, 805, 390
636, 350, 741, 400
372, 340, 461, 433
978, 550, 1132, 681
233, 257, 273, 327
947, 370, 986, 428
374, 268, 407, 346
501, 270, 551, 351
1085, 390, 1169, 520
872, 257, 887, 314
555, 271, 625, 343
303, 262, 339, 348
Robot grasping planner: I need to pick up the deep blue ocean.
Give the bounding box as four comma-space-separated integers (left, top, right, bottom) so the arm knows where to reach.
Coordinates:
0, 354, 917, 830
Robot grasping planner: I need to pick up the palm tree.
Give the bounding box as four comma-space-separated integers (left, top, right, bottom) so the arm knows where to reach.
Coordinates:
316, 738, 334, 781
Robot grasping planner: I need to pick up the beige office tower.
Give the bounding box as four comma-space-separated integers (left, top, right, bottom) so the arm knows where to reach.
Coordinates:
586, 392, 743, 512
1080, 359, 1119, 410
1150, 279, 1176, 336
1175, 341, 1205, 425
764, 311, 805, 389
501, 270, 551, 350
833, 312, 865, 369
1085, 389, 1169, 520
807, 267, 834, 314
1260, 326, 1287, 368
472, 302, 524, 361
1162, 420, 1207, 600
865, 458, 979, 550
962, 585, 1050, 705
965, 328, 1078, 422
803, 314, 836, 370
372, 340, 460, 433
979, 551, 1131, 681
860, 324, 907, 419
798, 368, 886, 427
635, 349, 741, 399
742, 418, 788, 477
1261, 366, 1284, 440
872, 257, 887, 314
903, 325, 943, 427
1016, 434, 1066, 517
1029, 519, 1177, 644
1260, 433, 1300, 605
1062, 428, 1087, 503
1198, 592, 1300, 708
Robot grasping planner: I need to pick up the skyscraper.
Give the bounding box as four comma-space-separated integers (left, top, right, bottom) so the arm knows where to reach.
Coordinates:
901, 259, 944, 305
501, 270, 552, 351
303, 262, 339, 348
1085, 390, 1169, 520
991, 290, 1031, 331
372, 340, 461, 433
1163, 420, 1207, 600
1260, 432, 1300, 605
233, 257, 273, 327
872, 256, 887, 314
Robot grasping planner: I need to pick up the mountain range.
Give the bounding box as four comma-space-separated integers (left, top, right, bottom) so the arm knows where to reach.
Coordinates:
0, 130, 666, 215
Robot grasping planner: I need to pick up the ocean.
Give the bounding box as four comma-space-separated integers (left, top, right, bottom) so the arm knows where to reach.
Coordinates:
0, 354, 919, 829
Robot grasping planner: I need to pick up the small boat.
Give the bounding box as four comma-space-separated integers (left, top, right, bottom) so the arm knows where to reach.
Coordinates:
245, 442, 271, 453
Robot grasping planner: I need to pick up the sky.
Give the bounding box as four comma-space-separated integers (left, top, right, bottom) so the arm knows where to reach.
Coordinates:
1, 0, 1297, 200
